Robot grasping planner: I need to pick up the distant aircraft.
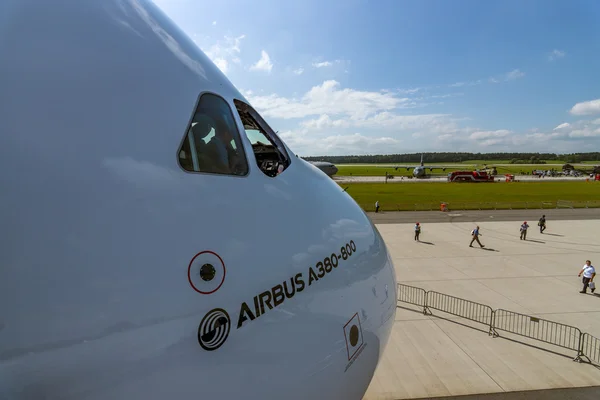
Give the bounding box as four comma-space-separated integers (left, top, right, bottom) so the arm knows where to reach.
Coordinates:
393, 154, 452, 178
0, 0, 397, 399
308, 161, 339, 177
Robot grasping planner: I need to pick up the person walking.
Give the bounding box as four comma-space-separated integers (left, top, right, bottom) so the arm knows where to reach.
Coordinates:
414, 222, 421, 241
578, 260, 596, 294
469, 226, 484, 248
520, 221, 529, 240
375, 200, 380, 213
538, 215, 546, 233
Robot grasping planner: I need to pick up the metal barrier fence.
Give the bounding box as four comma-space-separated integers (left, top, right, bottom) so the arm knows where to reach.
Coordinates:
396, 283, 599, 366
581, 333, 600, 365
493, 309, 583, 356
396, 283, 427, 311
426, 291, 495, 335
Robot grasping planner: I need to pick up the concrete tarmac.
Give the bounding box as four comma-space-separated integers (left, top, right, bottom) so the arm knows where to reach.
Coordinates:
415, 386, 600, 400
363, 210, 600, 400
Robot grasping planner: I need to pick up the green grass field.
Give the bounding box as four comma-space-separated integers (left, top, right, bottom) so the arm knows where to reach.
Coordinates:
338, 181, 600, 211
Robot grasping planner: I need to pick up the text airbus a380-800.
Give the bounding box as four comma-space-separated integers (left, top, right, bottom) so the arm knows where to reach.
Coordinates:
0, 1, 397, 399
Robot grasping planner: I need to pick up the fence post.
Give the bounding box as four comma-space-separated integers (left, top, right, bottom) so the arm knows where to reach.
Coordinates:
489, 310, 498, 338
574, 331, 585, 362
423, 291, 432, 316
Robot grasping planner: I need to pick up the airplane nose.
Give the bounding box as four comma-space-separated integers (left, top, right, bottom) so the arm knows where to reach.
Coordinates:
270, 162, 397, 399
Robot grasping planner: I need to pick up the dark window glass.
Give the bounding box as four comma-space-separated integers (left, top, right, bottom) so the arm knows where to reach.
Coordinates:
178, 93, 248, 176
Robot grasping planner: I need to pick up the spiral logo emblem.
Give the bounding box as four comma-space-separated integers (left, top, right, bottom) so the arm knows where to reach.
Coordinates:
197, 308, 231, 351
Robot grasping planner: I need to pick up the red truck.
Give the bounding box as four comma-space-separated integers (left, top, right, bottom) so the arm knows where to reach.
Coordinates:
447, 170, 495, 183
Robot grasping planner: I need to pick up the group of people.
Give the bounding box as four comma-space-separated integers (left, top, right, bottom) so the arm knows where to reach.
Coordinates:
411, 222, 486, 248
412, 217, 595, 295
519, 215, 546, 240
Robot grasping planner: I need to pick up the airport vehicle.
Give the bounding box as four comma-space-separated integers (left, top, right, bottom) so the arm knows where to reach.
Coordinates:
447, 170, 495, 182
0, 1, 397, 399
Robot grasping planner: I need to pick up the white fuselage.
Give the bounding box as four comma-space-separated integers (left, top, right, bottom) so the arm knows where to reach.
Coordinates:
0, 1, 397, 399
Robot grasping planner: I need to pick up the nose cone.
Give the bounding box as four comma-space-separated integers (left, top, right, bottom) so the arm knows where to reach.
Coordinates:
271, 161, 397, 399
219, 161, 398, 399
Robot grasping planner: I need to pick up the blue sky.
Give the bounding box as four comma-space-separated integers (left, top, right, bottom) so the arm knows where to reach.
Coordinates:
153, 0, 600, 156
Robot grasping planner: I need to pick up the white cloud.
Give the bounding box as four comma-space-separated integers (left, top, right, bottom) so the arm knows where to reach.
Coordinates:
244, 80, 474, 152
431, 93, 463, 99
505, 69, 525, 81
469, 130, 511, 140
250, 50, 273, 72
437, 133, 455, 141
212, 21, 217, 26
397, 88, 421, 94
293, 68, 304, 75
548, 49, 565, 61
280, 132, 403, 156
203, 34, 245, 74
523, 119, 600, 141
247, 82, 600, 154
298, 112, 458, 134
557, 119, 600, 138
311, 60, 347, 69
553, 122, 570, 130
449, 79, 482, 88
570, 99, 600, 116
450, 71, 519, 87
246, 80, 401, 119
479, 139, 505, 147
568, 128, 600, 138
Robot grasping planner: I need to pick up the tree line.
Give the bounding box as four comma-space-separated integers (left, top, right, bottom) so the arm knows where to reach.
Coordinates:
301, 152, 600, 164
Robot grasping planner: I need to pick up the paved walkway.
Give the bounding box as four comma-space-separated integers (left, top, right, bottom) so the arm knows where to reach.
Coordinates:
363, 215, 600, 400
414, 386, 600, 400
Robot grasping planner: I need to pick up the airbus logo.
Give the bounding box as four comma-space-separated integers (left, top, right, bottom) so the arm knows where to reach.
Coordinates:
198, 308, 231, 351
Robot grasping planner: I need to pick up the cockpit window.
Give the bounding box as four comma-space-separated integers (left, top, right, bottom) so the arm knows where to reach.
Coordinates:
233, 99, 291, 177
178, 93, 249, 176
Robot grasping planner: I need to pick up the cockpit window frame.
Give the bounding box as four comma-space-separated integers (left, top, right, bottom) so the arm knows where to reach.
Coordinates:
233, 99, 293, 174
176, 91, 251, 178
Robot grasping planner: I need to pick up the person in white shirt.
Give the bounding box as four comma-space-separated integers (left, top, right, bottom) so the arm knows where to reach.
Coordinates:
375, 201, 380, 213
414, 222, 421, 241
578, 260, 596, 294
519, 221, 529, 240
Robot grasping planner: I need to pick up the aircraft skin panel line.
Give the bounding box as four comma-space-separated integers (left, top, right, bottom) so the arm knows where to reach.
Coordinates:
0, 1, 396, 399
